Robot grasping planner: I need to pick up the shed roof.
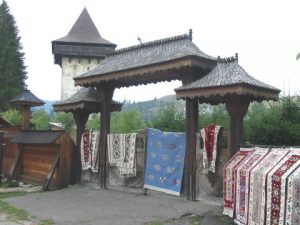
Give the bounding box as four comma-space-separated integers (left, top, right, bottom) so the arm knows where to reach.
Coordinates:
10, 130, 65, 144
53, 8, 115, 46
9, 90, 45, 106
74, 33, 216, 87
175, 55, 280, 103
0, 117, 11, 126
52, 87, 122, 113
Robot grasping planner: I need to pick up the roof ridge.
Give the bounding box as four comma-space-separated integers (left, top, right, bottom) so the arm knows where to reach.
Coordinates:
113, 33, 190, 54
217, 53, 239, 63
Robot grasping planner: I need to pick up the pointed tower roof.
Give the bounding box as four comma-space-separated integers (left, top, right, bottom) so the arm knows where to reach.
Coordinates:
54, 8, 115, 45
52, 8, 116, 66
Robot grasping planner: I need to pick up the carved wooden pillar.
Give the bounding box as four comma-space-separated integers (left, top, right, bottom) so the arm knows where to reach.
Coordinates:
22, 105, 31, 130
73, 112, 89, 184
99, 85, 114, 188
185, 98, 198, 200
225, 97, 250, 157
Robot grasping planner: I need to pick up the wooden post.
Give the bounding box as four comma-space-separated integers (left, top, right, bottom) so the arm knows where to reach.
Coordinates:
99, 85, 114, 188
0, 132, 4, 185
73, 112, 89, 184
22, 105, 31, 130
185, 98, 198, 200
225, 97, 250, 157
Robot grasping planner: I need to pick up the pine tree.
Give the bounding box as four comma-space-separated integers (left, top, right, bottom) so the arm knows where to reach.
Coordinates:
0, 0, 27, 111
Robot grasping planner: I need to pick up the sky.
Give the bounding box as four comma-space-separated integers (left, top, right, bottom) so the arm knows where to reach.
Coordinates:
3, 0, 300, 101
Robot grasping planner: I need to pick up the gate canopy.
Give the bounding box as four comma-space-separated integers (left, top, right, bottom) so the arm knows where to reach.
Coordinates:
74, 33, 216, 87
175, 55, 280, 104
52, 87, 122, 113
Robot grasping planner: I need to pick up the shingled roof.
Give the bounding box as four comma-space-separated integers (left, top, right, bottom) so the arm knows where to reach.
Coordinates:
10, 90, 45, 106
74, 33, 216, 86
53, 8, 115, 46
175, 55, 280, 103
52, 87, 122, 113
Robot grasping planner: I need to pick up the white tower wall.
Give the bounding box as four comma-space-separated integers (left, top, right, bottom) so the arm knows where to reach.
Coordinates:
61, 57, 101, 100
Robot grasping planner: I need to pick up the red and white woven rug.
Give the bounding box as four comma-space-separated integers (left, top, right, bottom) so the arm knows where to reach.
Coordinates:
234, 148, 269, 225
80, 130, 91, 170
247, 148, 289, 225
266, 149, 300, 225
223, 148, 253, 217
200, 125, 222, 173
286, 163, 300, 225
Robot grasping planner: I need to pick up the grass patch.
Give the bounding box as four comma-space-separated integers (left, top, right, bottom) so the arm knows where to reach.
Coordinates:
213, 214, 234, 225
190, 214, 202, 225
39, 219, 55, 225
0, 191, 27, 199
0, 191, 31, 221
0, 200, 30, 220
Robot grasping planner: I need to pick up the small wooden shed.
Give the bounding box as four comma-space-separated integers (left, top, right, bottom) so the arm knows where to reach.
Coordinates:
10, 130, 75, 189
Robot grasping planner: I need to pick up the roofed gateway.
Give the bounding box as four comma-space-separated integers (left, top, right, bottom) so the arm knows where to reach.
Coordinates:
72, 32, 280, 201
74, 32, 216, 87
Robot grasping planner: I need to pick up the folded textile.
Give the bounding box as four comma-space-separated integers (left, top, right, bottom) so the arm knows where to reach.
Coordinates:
81, 130, 91, 170
144, 128, 186, 196
107, 133, 137, 177
200, 125, 222, 173
223, 148, 253, 217
119, 133, 137, 177
107, 134, 126, 165
247, 148, 289, 225
234, 148, 269, 225
265, 149, 300, 225
286, 164, 300, 225
90, 131, 100, 172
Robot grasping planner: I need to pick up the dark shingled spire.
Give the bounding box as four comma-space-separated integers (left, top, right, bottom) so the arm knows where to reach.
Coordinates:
52, 8, 116, 66
54, 8, 114, 45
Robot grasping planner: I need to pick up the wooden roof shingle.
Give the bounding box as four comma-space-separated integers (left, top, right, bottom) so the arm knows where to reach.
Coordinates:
10, 90, 45, 106
52, 87, 122, 113
53, 8, 115, 46
74, 33, 216, 86
175, 55, 280, 103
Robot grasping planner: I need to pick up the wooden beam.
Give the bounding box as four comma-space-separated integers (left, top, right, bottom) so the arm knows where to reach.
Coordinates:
22, 105, 31, 130
98, 85, 114, 188
225, 96, 250, 157
185, 98, 198, 200
43, 153, 60, 191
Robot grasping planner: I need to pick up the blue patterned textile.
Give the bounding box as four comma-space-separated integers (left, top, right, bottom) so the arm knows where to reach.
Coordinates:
144, 128, 186, 196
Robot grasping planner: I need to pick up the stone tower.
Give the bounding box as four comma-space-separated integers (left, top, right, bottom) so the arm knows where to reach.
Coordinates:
52, 8, 116, 100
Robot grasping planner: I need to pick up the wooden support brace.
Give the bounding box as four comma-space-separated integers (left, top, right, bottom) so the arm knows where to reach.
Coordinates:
8, 148, 21, 181
43, 153, 60, 191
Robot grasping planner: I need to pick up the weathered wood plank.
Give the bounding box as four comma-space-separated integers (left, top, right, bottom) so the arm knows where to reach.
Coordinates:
8, 147, 21, 181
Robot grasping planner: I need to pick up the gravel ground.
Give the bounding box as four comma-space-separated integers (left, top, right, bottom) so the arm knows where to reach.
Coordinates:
4, 185, 233, 225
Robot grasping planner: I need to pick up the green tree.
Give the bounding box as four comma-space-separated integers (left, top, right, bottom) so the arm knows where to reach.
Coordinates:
0, 1, 27, 111
150, 104, 185, 132
31, 109, 50, 130
111, 109, 146, 133
199, 104, 230, 131
244, 98, 300, 145
0, 108, 21, 125
86, 113, 100, 130
54, 112, 75, 134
